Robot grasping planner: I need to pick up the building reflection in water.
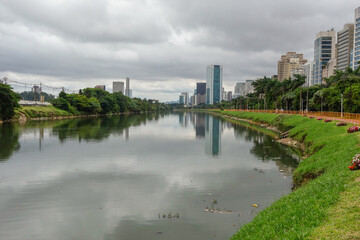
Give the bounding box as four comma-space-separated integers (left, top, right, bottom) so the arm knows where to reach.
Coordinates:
205, 114, 221, 156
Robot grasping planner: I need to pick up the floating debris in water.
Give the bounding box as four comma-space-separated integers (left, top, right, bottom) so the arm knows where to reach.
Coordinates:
252, 204, 259, 208
159, 212, 180, 219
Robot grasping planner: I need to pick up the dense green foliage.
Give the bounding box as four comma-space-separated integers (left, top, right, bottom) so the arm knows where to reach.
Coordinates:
213, 111, 360, 240
52, 88, 171, 114
0, 83, 20, 120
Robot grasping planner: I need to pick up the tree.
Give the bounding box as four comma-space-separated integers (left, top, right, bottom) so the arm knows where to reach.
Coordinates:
0, 83, 20, 120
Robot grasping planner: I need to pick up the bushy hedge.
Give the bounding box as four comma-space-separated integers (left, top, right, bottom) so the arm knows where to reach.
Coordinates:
0, 83, 20, 120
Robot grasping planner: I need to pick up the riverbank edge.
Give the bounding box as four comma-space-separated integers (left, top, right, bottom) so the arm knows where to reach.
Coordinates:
207, 110, 360, 239
210, 111, 307, 152
0, 106, 166, 125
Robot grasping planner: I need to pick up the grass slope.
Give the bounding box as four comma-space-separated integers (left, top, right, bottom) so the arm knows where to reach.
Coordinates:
14, 106, 73, 119
215, 111, 360, 240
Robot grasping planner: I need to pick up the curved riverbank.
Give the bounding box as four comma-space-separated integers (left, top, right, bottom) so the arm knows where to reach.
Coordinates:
213, 110, 360, 239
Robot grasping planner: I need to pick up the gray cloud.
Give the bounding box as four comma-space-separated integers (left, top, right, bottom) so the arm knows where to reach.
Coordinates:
0, 0, 359, 101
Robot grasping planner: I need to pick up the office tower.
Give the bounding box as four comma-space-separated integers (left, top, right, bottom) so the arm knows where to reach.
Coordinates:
196, 82, 206, 105
95, 85, 106, 91
125, 77, 130, 97
234, 82, 246, 98
180, 92, 189, 106
245, 80, 255, 95
354, 7, 360, 70
337, 24, 354, 71
113, 82, 124, 94
277, 52, 308, 81
227, 91, 232, 101
179, 95, 185, 105
313, 30, 336, 85
206, 65, 223, 105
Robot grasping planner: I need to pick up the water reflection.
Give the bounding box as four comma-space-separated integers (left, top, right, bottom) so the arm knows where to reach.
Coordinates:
0, 123, 20, 161
0, 113, 299, 240
205, 115, 221, 156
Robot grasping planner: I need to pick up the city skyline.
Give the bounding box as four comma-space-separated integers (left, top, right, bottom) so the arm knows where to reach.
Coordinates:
1, 1, 360, 101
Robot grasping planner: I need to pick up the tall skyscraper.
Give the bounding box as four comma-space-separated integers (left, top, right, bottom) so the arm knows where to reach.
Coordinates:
337, 24, 354, 71
354, 7, 360, 70
313, 30, 336, 85
180, 92, 189, 106
304, 62, 313, 87
206, 65, 223, 105
125, 77, 130, 97
113, 82, 124, 94
277, 52, 307, 82
245, 80, 255, 94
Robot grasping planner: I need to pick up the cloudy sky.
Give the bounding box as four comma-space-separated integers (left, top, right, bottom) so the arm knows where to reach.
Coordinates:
0, 0, 359, 101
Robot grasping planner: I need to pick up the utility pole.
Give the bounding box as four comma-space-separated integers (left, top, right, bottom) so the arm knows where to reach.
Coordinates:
341, 94, 343, 118
321, 96, 323, 115
300, 90, 302, 113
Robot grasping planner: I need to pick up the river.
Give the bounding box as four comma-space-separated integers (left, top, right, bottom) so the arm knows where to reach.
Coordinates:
0, 112, 298, 240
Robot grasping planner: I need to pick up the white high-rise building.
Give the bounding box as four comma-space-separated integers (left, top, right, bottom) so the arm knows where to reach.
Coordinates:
234, 82, 246, 98
206, 65, 223, 105
304, 62, 314, 87
337, 24, 354, 71
125, 77, 131, 97
354, 7, 360, 70
113, 82, 124, 94
245, 80, 254, 94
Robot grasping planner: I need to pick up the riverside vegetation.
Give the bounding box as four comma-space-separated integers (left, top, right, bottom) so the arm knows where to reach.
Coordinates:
213, 110, 360, 240
190, 67, 360, 112
0, 83, 171, 121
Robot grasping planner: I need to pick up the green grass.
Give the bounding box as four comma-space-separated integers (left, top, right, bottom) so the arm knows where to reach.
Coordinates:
212, 111, 360, 240
14, 106, 73, 119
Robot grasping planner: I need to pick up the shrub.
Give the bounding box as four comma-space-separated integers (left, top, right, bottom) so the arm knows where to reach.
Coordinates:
337, 122, 347, 126
347, 125, 360, 133
51, 97, 70, 111
0, 83, 20, 120
349, 154, 360, 170
324, 119, 331, 122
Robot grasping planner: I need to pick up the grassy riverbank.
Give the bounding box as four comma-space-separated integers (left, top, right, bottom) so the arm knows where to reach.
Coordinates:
214, 111, 360, 240
14, 106, 74, 119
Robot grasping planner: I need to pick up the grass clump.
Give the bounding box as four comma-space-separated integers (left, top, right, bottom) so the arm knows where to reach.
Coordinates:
214, 111, 360, 240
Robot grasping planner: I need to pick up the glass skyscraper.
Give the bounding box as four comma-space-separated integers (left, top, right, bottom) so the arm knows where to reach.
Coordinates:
312, 31, 336, 85
206, 65, 223, 105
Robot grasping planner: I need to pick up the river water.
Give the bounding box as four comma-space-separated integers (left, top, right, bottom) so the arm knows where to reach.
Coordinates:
0, 112, 298, 240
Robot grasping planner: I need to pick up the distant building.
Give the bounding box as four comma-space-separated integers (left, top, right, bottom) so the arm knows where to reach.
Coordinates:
113, 82, 124, 94
222, 88, 227, 101
227, 91, 232, 101
32, 85, 41, 93
354, 7, 360, 70
180, 92, 189, 106
291, 65, 306, 80
245, 80, 255, 95
337, 24, 354, 71
303, 62, 314, 87
95, 85, 106, 91
277, 52, 307, 81
322, 58, 337, 82
234, 82, 246, 98
196, 82, 206, 105
206, 65, 223, 105
179, 95, 185, 105
125, 77, 131, 97
313, 30, 336, 85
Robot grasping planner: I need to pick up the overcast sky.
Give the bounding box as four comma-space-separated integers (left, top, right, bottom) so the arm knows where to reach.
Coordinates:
0, 0, 359, 101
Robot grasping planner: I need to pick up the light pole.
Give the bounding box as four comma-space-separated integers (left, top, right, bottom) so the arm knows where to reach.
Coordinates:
341, 94, 343, 118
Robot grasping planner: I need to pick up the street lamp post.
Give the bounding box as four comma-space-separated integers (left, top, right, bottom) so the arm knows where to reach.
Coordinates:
341, 94, 343, 118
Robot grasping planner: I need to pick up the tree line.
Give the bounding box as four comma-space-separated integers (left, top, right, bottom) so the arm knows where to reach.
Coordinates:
0, 83, 171, 120
193, 67, 360, 113
52, 88, 172, 114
